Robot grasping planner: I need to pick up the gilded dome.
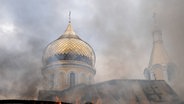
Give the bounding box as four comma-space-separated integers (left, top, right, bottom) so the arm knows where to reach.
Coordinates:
43, 23, 95, 67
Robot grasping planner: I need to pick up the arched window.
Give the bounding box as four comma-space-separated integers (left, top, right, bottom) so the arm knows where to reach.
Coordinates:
70, 72, 75, 87
50, 73, 55, 89
89, 76, 92, 84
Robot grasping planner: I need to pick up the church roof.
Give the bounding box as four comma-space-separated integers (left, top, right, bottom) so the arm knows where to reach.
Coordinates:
38, 79, 182, 104
42, 22, 95, 67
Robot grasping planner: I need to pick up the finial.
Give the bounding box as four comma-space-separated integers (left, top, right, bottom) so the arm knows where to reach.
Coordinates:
152, 11, 162, 42
152, 2, 159, 25
69, 11, 71, 23
63, 11, 76, 36
153, 12, 157, 25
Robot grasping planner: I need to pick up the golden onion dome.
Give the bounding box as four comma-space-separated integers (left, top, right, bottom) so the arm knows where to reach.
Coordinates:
43, 23, 95, 67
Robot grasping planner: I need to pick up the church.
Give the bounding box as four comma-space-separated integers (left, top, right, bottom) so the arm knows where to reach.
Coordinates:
38, 14, 182, 104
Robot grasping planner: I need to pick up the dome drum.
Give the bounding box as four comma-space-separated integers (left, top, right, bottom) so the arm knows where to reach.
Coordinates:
43, 61, 96, 75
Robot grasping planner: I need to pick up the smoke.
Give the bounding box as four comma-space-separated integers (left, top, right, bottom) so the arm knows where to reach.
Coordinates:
0, 0, 60, 99
89, 0, 184, 99
0, 0, 184, 100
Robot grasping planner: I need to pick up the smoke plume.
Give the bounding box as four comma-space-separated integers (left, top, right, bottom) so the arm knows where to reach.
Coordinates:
0, 0, 184, 99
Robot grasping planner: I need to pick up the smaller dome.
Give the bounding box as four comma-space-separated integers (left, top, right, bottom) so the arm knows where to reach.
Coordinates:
42, 23, 95, 68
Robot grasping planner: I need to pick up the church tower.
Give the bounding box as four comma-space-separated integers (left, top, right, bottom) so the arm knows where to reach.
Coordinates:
41, 15, 96, 90
144, 13, 175, 84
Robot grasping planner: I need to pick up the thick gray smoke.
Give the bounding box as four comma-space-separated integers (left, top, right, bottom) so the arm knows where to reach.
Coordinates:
0, 0, 184, 99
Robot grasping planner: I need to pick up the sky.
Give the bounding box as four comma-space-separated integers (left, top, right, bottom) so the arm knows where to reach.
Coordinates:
0, 0, 184, 99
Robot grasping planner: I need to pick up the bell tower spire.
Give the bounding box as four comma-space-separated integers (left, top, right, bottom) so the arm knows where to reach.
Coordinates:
144, 11, 175, 84
149, 12, 169, 66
